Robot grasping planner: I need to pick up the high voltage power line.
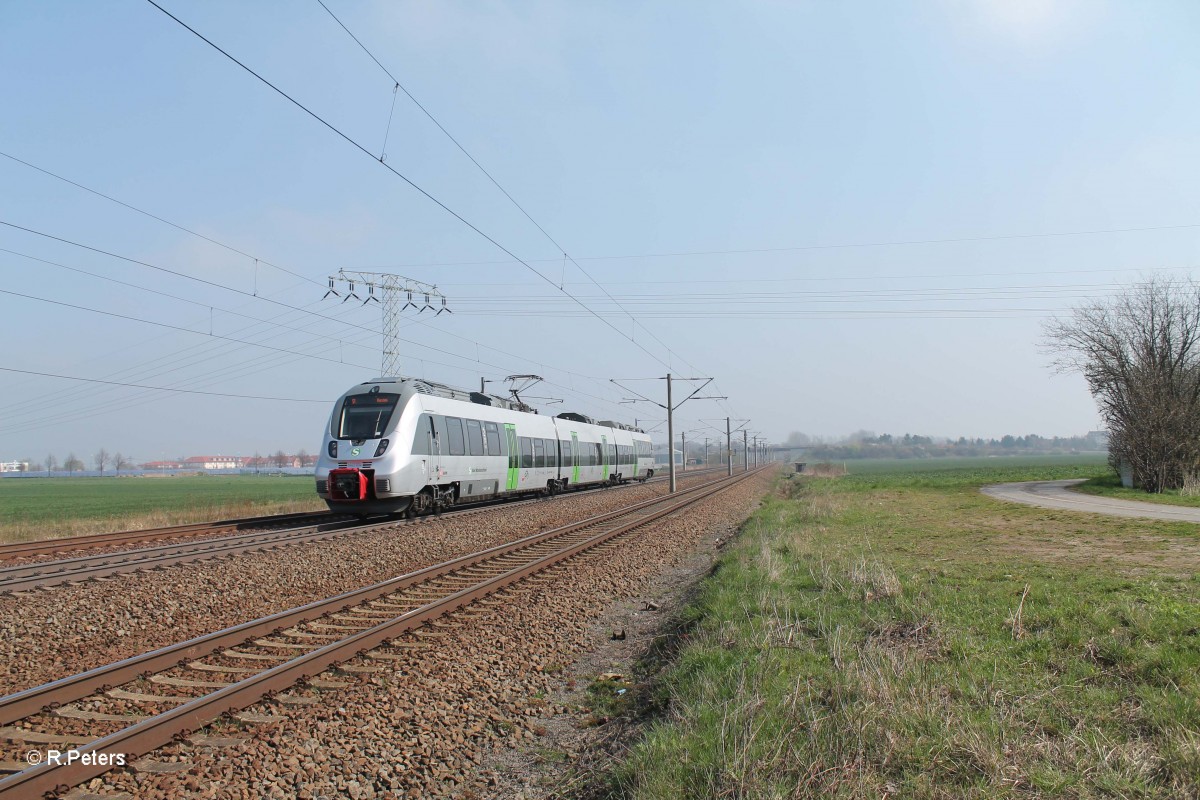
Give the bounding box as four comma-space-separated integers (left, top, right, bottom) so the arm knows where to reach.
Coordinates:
0, 218, 624, 401
313, 0, 706, 383
144, 0, 693, 379
0, 152, 645, 408
365, 222, 1200, 269
0, 367, 333, 402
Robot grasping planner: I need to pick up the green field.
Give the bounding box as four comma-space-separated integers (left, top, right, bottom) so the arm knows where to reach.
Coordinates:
839, 453, 1110, 476
0, 475, 323, 542
602, 458, 1200, 799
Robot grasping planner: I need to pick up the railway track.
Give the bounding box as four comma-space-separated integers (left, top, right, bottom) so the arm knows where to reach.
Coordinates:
0, 468, 727, 594
0, 467, 761, 797
0, 510, 339, 563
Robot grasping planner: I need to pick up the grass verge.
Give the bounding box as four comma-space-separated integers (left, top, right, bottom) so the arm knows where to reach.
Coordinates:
1074, 474, 1200, 508
599, 463, 1200, 799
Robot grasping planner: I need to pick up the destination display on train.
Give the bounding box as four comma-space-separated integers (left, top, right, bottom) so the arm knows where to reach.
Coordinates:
346, 395, 397, 406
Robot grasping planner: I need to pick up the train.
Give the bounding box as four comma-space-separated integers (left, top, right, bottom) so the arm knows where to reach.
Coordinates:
314, 377, 655, 516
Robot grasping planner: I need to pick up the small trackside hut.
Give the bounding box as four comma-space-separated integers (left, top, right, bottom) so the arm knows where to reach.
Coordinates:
315, 378, 655, 516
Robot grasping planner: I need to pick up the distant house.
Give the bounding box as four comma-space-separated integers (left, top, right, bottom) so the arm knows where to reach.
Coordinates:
1085, 431, 1110, 449
184, 455, 244, 470
0, 461, 29, 473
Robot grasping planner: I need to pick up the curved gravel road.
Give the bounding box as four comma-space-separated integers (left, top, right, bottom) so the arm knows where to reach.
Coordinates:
982, 479, 1200, 523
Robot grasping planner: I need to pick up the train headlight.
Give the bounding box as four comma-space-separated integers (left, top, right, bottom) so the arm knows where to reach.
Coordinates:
374, 438, 390, 458
327, 440, 337, 458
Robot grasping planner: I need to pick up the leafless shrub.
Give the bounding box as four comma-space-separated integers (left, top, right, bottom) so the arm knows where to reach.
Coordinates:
805, 461, 848, 478
1045, 276, 1200, 492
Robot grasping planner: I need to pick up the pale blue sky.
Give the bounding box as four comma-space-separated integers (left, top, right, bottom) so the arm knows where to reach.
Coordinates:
2, 1, 1198, 462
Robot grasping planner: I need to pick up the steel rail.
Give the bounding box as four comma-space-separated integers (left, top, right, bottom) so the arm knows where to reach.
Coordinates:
0, 468, 724, 594
0, 468, 760, 798
0, 510, 337, 562
0, 519, 367, 593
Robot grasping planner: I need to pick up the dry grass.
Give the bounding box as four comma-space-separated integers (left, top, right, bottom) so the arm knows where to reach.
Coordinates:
607, 467, 1200, 799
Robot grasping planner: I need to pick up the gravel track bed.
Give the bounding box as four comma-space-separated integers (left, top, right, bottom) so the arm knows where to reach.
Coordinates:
0, 474, 715, 696
70, 471, 772, 799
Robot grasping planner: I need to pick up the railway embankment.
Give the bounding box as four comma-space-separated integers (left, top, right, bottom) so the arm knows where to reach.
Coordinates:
0, 470, 773, 798
572, 464, 1200, 799
0, 472, 715, 697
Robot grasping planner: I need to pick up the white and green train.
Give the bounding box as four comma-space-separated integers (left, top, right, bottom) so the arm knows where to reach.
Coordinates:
315, 377, 655, 516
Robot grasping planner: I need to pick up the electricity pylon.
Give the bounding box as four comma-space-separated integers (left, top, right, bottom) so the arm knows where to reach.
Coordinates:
323, 269, 449, 376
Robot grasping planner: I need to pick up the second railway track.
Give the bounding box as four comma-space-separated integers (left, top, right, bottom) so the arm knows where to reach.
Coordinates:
0, 467, 762, 797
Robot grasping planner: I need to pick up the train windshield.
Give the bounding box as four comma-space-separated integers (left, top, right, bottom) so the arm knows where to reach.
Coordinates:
336, 393, 400, 439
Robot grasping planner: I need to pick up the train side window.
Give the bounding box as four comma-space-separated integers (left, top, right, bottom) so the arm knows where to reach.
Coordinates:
411, 414, 433, 455
484, 422, 501, 455
547, 439, 558, 468
466, 419, 485, 456
561, 440, 572, 467
446, 416, 466, 456
595, 443, 602, 466
533, 438, 544, 468
519, 437, 533, 469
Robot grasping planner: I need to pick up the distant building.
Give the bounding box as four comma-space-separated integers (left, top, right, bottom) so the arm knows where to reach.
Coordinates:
1085, 430, 1110, 449
140, 460, 184, 470
0, 461, 29, 473
184, 455, 244, 470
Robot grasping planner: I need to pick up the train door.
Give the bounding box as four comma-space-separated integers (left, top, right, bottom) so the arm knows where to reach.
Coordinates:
570, 433, 579, 484
504, 424, 518, 491
601, 434, 609, 481
425, 414, 441, 482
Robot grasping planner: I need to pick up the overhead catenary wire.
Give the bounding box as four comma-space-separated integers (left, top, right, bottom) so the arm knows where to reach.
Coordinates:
144, 0, 683, 376
363, 222, 1200, 269
0, 366, 331, 402
0, 150, 321, 288
0, 152, 639, 404
315, 0, 698, 374
0, 218, 620, 399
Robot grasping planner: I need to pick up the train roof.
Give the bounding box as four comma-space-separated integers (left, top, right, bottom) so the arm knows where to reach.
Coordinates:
351, 377, 643, 433
355, 377, 529, 412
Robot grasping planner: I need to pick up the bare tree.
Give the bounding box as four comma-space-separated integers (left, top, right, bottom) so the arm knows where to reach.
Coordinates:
94, 448, 109, 476
1045, 277, 1200, 492
273, 450, 288, 469
64, 453, 83, 475
113, 453, 132, 475
45, 453, 57, 476
296, 448, 309, 468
